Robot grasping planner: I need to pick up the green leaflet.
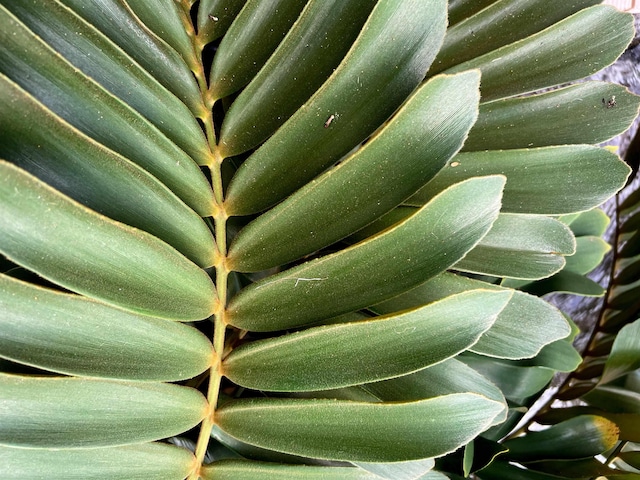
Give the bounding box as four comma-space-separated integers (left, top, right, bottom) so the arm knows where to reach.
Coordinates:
502, 415, 619, 461
0, 374, 208, 448
461, 355, 557, 406
227, 71, 481, 272
443, 5, 635, 102
409, 146, 631, 215
447, 0, 501, 25
218, 0, 378, 152
564, 236, 610, 275
354, 458, 435, 480
215, 395, 503, 462
209, 0, 309, 99
0, 274, 214, 381
363, 358, 507, 425
0, 6, 215, 214
0, 74, 216, 268
223, 0, 447, 214
566, 208, 610, 237
464, 83, 640, 151
454, 214, 576, 280
125, 0, 196, 67
0, 443, 195, 480
59, 0, 204, 116
223, 290, 511, 391
3, 0, 209, 165
372, 272, 571, 360
201, 459, 381, 480
600, 320, 640, 385
432, 0, 601, 74
584, 385, 640, 414
197, 0, 248, 45
0, 161, 216, 321
226, 176, 505, 332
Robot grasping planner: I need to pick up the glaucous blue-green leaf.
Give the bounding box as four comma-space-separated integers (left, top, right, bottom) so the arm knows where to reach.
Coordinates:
218, 0, 378, 152
227, 71, 481, 271
0, 274, 214, 381
3, 0, 209, 164
443, 6, 635, 102
447, 0, 495, 25
363, 358, 507, 424
223, 0, 447, 214
502, 415, 619, 462
223, 290, 510, 391
0, 443, 196, 480
565, 208, 610, 237
460, 355, 555, 404
432, 0, 601, 73
0, 6, 214, 213
209, 0, 309, 100
215, 395, 503, 462
454, 214, 575, 280
599, 320, 640, 385
0, 74, 216, 267
354, 458, 434, 480
463, 82, 640, 151
503, 270, 606, 297
0, 374, 208, 448
564, 236, 610, 275
409, 146, 630, 215
0, 161, 216, 321
372, 272, 571, 360
200, 459, 381, 480
226, 176, 505, 331
59, 0, 204, 115
516, 338, 582, 373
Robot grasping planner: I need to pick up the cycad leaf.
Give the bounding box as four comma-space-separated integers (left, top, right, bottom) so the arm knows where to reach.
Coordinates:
223, 0, 448, 213
218, 0, 378, 153
196, 0, 247, 45
0, 443, 195, 480
502, 415, 619, 462
354, 458, 435, 480
200, 459, 380, 480
410, 146, 631, 215
600, 319, 640, 385
0, 74, 216, 267
364, 358, 507, 424
464, 82, 640, 151
215, 394, 504, 462
59, 0, 203, 115
460, 355, 555, 404
454, 214, 576, 280
432, 0, 601, 74
209, 0, 309, 99
0, 274, 214, 381
3, 0, 209, 164
0, 6, 214, 213
226, 176, 505, 331
443, 5, 635, 102
0, 161, 216, 321
227, 70, 481, 271
223, 290, 511, 391
0, 374, 208, 448
564, 236, 610, 275
372, 272, 570, 359
125, 0, 196, 67
566, 208, 610, 237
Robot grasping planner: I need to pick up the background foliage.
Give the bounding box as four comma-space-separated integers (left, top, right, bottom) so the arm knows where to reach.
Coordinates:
1, 1, 640, 479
